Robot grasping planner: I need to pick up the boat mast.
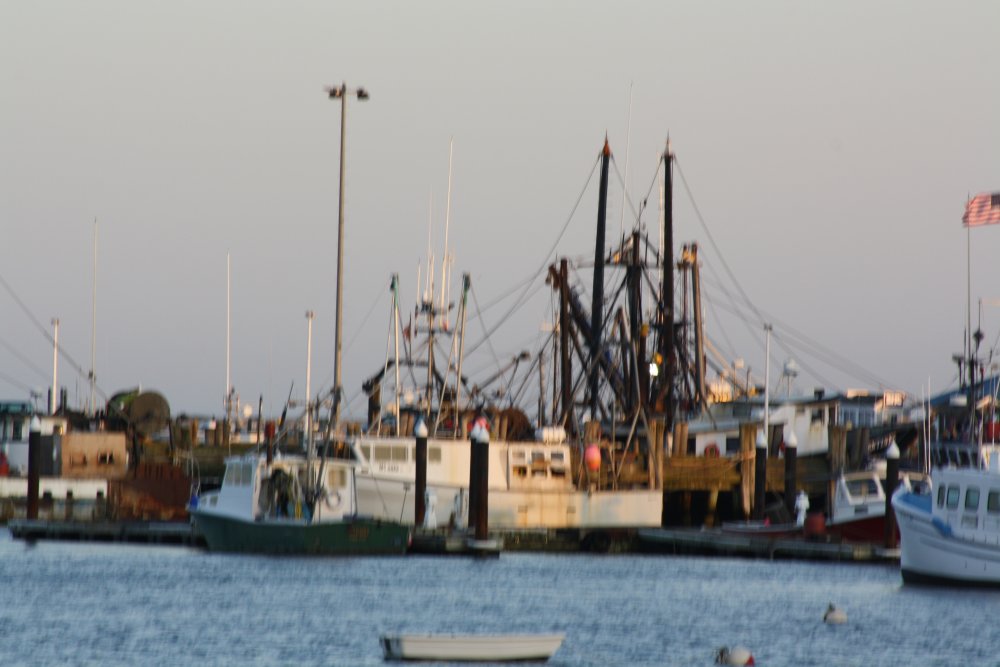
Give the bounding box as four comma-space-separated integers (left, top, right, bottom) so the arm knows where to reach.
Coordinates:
392, 274, 401, 437
305, 310, 314, 457
326, 81, 369, 439
590, 139, 611, 421
660, 140, 676, 428
89, 218, 97, 417
454, 274, 470, 438
226, 252, 231, 429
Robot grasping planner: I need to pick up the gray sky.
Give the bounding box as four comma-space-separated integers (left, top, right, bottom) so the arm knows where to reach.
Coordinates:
2, 1, 999, 418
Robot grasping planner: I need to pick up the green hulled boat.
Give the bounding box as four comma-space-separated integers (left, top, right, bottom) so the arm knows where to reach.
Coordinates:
190, 454, 410, 556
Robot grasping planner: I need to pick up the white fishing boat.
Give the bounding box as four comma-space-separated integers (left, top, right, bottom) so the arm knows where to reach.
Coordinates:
380, 632, 565, 662
351, 429, 662, 530
890, 444, 1000, 586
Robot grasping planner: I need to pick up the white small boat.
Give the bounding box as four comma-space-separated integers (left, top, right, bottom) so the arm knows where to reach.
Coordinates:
380, 632, 565, 662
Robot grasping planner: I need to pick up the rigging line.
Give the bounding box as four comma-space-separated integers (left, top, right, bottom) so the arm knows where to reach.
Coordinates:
464, 280, 546, 358
697, 266, 897, 389
0, 336, 50, 381
609, 155, 644, 229
770, 329, 840, 393
701, 286, 885, 390
697, 262, 763, 360
468, 283, 503, 372
0, 370, 33, 394
0, 271, 97, 389
464, 271, 536, 321
463, 154, 601, 350
344, 287, 387, 355
673, 157, 765, 327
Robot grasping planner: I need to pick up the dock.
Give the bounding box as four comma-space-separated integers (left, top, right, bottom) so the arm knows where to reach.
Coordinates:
637, 527, 899, 562
7, 519, 205, 546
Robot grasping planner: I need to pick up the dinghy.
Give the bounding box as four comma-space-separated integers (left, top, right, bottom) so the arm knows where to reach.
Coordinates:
380, 632, 565, 662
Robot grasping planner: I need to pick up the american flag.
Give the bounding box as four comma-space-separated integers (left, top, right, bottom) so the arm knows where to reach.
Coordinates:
963, 192, 1000, 227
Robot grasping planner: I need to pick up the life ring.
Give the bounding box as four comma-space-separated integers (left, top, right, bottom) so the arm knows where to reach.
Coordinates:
703, 443, 720, 458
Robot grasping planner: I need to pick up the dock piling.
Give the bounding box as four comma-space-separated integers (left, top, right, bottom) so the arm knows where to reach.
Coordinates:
27, 416, 41, 520
415, 417, 428, 527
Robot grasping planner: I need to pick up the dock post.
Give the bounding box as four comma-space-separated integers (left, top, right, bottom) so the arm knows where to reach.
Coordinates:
784, 428, 798, 517
884, 440, 900, 548
65, 490, 74, 521
753, 426, 767, 520
468, 422, 479, 528
27, 416, 41, 520
415, 417, 428, 527
470, 420, 490, 541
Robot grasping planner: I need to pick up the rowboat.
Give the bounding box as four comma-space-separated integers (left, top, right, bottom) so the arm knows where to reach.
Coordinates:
380, 632, 565, 662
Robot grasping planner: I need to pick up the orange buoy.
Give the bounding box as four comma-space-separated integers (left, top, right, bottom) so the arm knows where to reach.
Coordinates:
584, 445, 602, 472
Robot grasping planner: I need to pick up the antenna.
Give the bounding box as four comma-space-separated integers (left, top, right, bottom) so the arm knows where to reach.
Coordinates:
226, 252, 232, 420
440, 138, 454, 317
619, 81, 633, 240
89, 218, 97, 416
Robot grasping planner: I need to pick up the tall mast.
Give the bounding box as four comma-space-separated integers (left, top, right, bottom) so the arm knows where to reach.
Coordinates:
392, 275, 401, 437
454, 274, 471, 437
661, 140, 676, 427
89, 218, 97, 416
590, 139, 611, 420
440, 139, 454, 318
51, 317, 59, 414
305, 310, 314, 456
326, 81, 369, 438
226, 252, 231, 421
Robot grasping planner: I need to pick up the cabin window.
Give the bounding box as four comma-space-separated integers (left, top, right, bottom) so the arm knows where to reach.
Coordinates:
359, 444, 371, 462
224, 464, 236, 485
327, 468, 347, 489
937, 485, 946, 508
391, 445, 407, 462
988, 491, 1000, 513
965, 487, 981, 511
532, 451, 546, 464
550, 451, 565, 463
373, 446, 391, 462
726, 436, 740, 455
428, 446, 441, 463
511, 450, 526, 461
946, 486, 960, 510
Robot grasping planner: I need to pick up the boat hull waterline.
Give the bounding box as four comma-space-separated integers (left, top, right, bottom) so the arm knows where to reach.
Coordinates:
191, 510, 410, 556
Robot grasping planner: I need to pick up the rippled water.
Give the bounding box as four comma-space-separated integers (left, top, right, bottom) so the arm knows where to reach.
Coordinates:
2, 530, 998, 666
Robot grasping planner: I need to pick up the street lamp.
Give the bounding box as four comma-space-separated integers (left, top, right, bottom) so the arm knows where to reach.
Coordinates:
325, 82, 369, 437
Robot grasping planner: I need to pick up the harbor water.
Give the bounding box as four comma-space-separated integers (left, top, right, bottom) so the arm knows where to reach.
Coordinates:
1, 531, 996, 666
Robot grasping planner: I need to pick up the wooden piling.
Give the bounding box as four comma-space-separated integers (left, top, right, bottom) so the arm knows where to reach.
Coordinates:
884, 442, 900, 548
415, 418, 428, 527
27, 419, 40, 520
739, 423, 756, 518
471, 426, 490, 541
753, 424, 767, 520
784, 440, 797, 517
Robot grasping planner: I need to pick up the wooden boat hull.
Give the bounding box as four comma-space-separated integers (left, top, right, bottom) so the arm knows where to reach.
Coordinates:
191, 510, 410, 555
380, 633, 565, 662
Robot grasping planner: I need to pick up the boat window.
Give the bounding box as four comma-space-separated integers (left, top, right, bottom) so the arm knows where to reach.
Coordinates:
391, 445, 408, 462
937, 485, 946, 508
550, 451, 565, 462
327, 468, 347, 489
224, 464, 237, 486
946, 486, 960, 510
428, 446, 441, 463
847, 479, 879, 498
241, 462, 254, 486
373, 446, 391, 462
965, 487, 980, 511
532, 451, 546, 463
359, 444, 371, 462
988, 491, 1000, 513
511, 450, 526, 461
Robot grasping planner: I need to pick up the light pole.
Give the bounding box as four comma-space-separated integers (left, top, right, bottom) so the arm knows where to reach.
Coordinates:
326, 82, 369, 438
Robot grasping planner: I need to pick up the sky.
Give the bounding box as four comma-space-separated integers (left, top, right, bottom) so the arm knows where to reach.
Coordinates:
2, 1, 999, 420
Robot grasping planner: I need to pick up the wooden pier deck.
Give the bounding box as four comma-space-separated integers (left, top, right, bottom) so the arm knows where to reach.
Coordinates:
7, 519, 205, 546
637, 527, 899, 562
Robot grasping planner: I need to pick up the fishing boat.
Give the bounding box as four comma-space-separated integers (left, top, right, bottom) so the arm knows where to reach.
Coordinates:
380, 632, 565, 662
351, 428, 662, 530
190, 453, 410, 555
827, 467, 925, 542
